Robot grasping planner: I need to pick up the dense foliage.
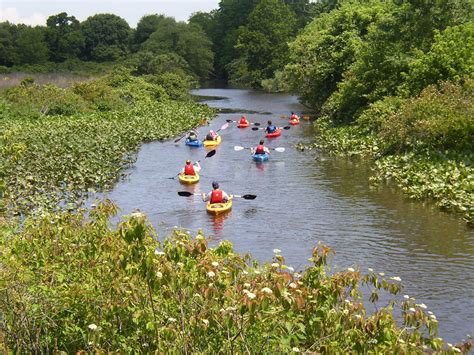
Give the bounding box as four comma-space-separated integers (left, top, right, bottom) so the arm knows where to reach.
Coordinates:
0, 70, 214, 217
2, 203, 467, 353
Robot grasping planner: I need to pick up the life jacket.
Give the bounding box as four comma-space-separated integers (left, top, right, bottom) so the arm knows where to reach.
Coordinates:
184, 163, 195, 175
255, 144, 265, 154
240, 117, 248, 124
210, 189, 223, 203
267, 125, 276, 133
290, 114, 299, 120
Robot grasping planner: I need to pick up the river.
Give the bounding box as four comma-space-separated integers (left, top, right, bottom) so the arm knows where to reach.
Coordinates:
96, 88, 474, 343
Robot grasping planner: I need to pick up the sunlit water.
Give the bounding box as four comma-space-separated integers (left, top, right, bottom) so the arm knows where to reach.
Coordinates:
92, 88, 474, 343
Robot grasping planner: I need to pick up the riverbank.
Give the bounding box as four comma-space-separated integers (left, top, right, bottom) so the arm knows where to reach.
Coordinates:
0, 69, 214, 218
298, 111, 473, 226
2, 202, 469, 353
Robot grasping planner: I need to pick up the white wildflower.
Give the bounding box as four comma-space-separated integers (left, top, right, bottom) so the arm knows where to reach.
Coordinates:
168, 317, 177, 323
430, 314, 437, 320
154, 249, 165, 256
261, 287, 273, 294
292, 347, 300, 352
271, 262, 279, 268
428, 311, 433, 315
242, 270, 249, 275
207, 271, 215, 278
294, 273, 302, 278
453, 347, 461, 353
448, 343, 453, 347
196, 234, 205, 240
254, 270, 261, 275
202, 319, 209, 326
131, 211, 145, 219
368, 268, 374, 272
343, 309, 349, 315
177, 262, 184, 268
247, 292, 256, 299
403, 295, 410, 299
288, 266, 295, 272
409, 307, 416, 313
88, 324, 98, 331
273, 249, 281, 254
289, 282, 297, 289
417, 303, 427, 309
347, 267, 355, 272
390, 276, 402, 282
379, 272, 385, 276
244, 283, 251, 288
212, 261, 219, 267
156, 271, 163, 279
355, 314, 362, 319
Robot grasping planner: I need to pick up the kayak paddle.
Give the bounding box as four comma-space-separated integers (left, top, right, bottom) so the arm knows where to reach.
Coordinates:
177, 191, 257, 200
226, 119, 260, 126
252, 126, 291, 131
234, 145, 285, 152
216, 122, 229, 133
167, 149, 216, 179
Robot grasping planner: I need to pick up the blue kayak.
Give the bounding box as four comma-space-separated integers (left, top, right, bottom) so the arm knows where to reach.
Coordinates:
252, 153, 269, 162
185, 139, 203, 147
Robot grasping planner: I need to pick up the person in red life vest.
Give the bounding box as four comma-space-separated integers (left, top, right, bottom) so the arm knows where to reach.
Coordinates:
252, 139, 270, 155
202, 181, 230, 203
290, 112, 300, 120
239, 115, 249, 125
181, 159, 201, 175
205, 129, 218, 141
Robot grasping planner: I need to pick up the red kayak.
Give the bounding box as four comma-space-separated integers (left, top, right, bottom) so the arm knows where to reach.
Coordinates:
266, 128, 282, 138
289, 119, 300, 125
238, 121, 250, 128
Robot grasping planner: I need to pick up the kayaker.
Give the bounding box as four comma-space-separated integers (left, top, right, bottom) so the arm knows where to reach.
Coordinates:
187, 129, 199, 142
239, 115, 249, 125
252, 139, 270, 155
290, 112, 299, 120
202, 181, 230, 203
205, 129, 218, 141
181, 160, 201, 176
265, 120, 277, 134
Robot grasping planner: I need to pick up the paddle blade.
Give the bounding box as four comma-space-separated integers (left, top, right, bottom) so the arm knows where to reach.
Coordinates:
242, 194, 257, 200
226, 119, 233, 123
274, 147, 285, 152
251, 127, 259, 131
283, 126, 291, 130
221, 122, 229, 130
253, 122, 261, 126
205, 149, 216, 158
234, 146, 245, 151
174, 134, 185, 143
178, 191, 193, 197
280, 114, 288, 118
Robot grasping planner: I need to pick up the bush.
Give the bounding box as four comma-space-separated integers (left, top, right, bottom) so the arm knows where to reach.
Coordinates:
0, 203, 460, 353
380, 80, 474, 152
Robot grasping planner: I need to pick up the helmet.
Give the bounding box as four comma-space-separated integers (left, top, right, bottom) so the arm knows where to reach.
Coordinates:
212, 181, 219, 189
186, 159, 191, 164
210, 130, 215, 134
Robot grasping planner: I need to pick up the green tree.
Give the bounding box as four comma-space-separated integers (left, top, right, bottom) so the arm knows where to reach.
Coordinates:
330, 0, 474, 121
46, 12, 85, 62
285, 0, 387, 109
404, 23, 474, 95
133, 14, 166, 46
142, 19, 213, 79
81, 14, 131, 61
235, 0, 298, 87
0, 22, 18, 66
15, 25, 49, 65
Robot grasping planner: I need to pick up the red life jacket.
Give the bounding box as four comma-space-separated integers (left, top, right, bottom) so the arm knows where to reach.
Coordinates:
240, 118, 248, 124
255, 144, 265, 154
184, 163, 195, 175
210, 189, 223, 203
291, 114, 298, 120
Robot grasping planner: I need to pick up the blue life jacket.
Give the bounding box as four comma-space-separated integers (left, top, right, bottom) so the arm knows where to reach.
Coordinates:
267, 125, 276, 133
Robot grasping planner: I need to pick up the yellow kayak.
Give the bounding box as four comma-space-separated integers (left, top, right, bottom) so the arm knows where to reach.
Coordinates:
203, 135, 222, 147
178, 173, 200, 184
206, 196, 232, 214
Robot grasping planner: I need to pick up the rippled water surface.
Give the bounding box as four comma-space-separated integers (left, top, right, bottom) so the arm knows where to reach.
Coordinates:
96, 89, 474, 342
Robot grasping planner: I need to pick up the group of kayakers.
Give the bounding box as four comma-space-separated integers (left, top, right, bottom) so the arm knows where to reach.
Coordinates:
180, 113, 299, 204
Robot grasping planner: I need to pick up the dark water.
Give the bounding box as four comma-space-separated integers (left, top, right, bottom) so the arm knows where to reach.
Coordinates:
95, 89, 474, 342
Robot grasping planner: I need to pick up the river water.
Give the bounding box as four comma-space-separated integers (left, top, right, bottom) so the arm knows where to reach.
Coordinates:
97, 88, 474, 342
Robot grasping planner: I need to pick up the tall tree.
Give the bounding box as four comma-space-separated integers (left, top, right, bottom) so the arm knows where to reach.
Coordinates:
81, 14, 131, 61
15, 25, 49, 65
0, 22, 18, 66
133, 14, 166, 46
235, 0, 298, 86
46, 12, 84, 62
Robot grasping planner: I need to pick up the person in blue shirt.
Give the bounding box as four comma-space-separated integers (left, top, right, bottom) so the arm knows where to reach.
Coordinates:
265, 120, 277, 134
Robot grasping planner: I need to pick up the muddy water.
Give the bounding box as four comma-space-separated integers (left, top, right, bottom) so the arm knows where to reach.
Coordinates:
97, 88, 474, 342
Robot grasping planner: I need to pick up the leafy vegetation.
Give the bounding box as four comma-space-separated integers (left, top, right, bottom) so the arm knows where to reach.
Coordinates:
2, 202, 468, 353
0, 70, 214, 217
